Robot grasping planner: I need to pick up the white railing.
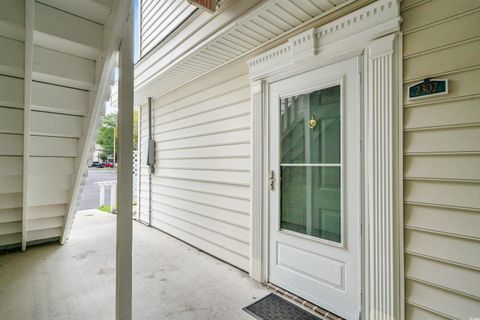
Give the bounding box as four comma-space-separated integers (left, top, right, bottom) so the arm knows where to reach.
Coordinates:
95, 180, 117, 212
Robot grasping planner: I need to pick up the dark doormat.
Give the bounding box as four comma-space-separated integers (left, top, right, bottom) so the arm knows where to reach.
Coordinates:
243, 293, 322, 320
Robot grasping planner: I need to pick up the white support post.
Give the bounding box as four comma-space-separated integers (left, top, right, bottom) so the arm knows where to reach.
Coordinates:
249, 79, 266, 282
111, 184, 117, 212
22, 0, 34, 251
99, 185, 105, 207
116, 2, 134, 319
364, 34, 400, 320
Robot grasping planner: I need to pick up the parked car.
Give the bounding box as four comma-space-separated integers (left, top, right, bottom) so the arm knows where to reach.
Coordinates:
104, 162, 114, 168
90, 161, 104, 168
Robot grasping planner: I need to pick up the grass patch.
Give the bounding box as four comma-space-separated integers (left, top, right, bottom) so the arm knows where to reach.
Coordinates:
98, 205, 112, 212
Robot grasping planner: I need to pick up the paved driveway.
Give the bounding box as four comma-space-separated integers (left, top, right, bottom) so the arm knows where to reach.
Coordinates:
77, 168, 117, 211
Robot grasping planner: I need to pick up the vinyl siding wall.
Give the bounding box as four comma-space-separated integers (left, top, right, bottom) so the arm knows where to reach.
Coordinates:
140, 0, 196, 57
401, 0, 480, 318
138, 62, 251, 271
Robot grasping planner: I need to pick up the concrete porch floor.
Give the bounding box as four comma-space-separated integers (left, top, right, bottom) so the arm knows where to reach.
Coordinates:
0, 210, 269, 320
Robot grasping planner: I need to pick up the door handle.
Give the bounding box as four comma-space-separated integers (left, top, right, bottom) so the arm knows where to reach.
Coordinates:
268, 169, 275, 191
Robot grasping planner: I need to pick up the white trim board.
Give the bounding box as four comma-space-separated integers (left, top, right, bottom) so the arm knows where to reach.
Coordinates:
248, 0, 402, 319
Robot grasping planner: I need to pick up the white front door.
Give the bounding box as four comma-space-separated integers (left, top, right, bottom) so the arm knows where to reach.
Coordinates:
268, 57, 361, 319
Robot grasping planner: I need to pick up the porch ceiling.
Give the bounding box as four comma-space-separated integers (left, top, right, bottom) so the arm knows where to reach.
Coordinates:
134, 0, 353, 104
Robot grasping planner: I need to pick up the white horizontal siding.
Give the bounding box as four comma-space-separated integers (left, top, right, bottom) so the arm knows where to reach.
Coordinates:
402, 1, 480, 318
0, 75, 23, 108
140, 0, 196, 56
0, 107, 23, 134
139, 68, 251, 271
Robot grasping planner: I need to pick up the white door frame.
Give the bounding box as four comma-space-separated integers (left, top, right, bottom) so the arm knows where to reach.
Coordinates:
248, 0, 403, 319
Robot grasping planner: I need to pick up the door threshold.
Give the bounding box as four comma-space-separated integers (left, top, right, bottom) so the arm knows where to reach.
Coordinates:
265, 283, 344, 320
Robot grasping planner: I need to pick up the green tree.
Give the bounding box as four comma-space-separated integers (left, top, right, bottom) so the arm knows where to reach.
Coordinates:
96, 113, 117, 161
96, 111, 138, 162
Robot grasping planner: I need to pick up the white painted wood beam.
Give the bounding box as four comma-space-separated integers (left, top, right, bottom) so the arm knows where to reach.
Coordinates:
116, 3, 134, 318
22, 0, 34, 251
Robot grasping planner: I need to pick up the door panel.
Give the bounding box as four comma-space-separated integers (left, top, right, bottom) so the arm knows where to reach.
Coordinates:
268, 57, 361, 319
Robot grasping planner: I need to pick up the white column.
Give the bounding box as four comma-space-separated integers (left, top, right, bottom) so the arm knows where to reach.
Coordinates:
116, 2, 134, 319
249, 79, 266, 282
110, 184, 117, 211
99, 184, 105, 207
364, 34, 400, 320
22, 0, 34, 251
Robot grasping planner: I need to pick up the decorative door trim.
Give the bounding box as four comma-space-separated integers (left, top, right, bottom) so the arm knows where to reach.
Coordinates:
248, 0, 402, 319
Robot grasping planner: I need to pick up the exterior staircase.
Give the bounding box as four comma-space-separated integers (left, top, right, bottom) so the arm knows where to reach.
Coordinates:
0, 0, 129, 249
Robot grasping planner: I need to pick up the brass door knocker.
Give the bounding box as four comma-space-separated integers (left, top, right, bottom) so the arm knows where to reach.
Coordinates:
308, 114, 318, 129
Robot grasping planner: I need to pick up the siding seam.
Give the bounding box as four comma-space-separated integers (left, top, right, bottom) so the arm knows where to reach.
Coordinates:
404, 225, 480, 242
403, 65, 480, 83
152, 207, 249, 242
404, 94, 480, 108
151, 191, 249, 215
403, 201, 480, 213
403, 7, 480, 35
150, 216, 250, 259
403, 37, 480, 60
405, 300, 456, 320
404, 251, 480, 272
151, 182, 250, 201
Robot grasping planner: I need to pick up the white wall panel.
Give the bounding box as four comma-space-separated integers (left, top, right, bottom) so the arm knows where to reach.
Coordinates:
28, 204, 67, 220
37, 0, 112, 24
33, 45, 95, 90
30, 157, 75, 175
139, 68, 251, 270
0, 193, 22, 210
27, 216, 64, 231
0, 107, 23, 134
27, 227, 61, 241
31, 111, 83, 138
0, 36, 24, 78
140, 0, 196, 56
0, 0, 24, 41
32, 81, 89, 115
0, 208, 22, 224
34, 2, 103, 60
0, 152, 23, 242
30, 136, 78, 157
402, 1, 480, 317
0, 134, 23, 156
0, 75, 23, 109
29, 188, 69, 206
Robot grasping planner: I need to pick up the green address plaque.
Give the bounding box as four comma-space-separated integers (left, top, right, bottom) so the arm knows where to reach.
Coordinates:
408, 78, 448, 100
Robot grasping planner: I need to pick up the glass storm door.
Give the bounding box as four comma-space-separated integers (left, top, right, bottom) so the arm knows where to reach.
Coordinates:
268, 57, 361, 320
